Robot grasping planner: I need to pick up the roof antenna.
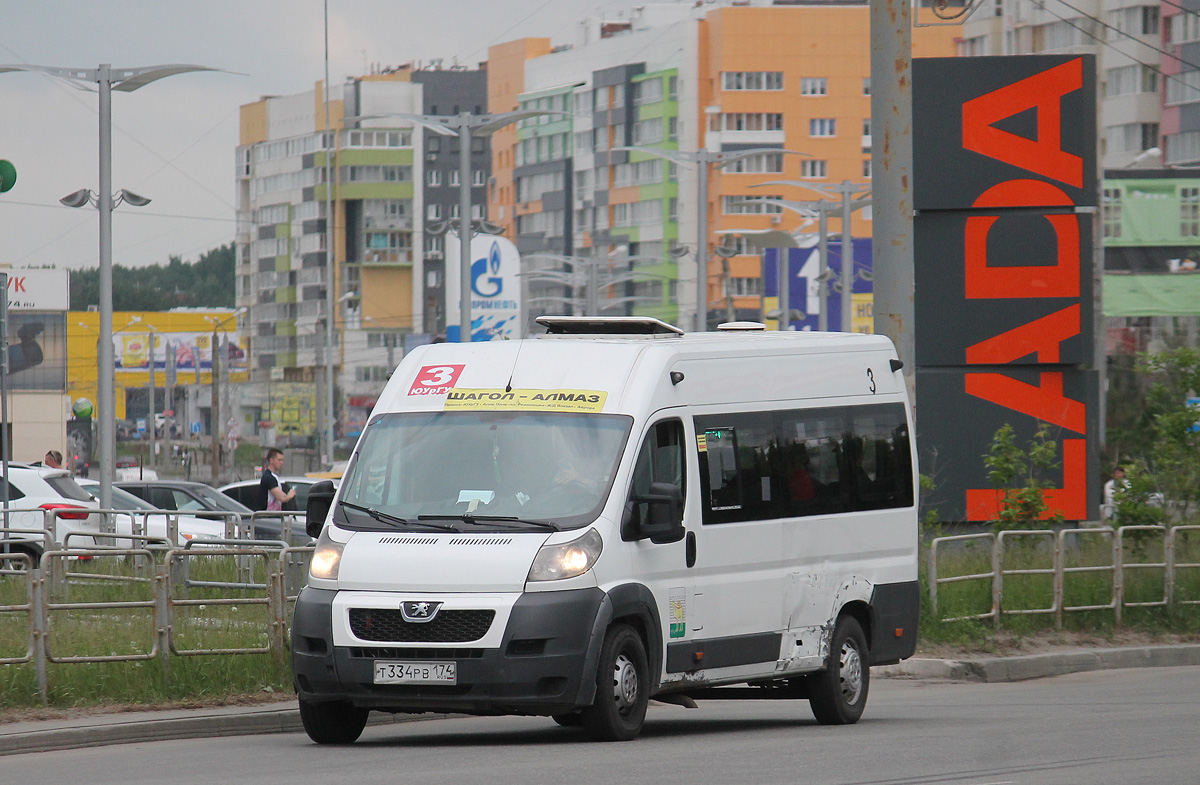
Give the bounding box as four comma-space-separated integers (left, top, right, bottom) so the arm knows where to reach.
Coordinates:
505, 317, 532, 392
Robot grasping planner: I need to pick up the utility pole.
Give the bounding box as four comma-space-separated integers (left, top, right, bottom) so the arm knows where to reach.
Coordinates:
147, 328, 156, 470
871, 0, 915, 395
209, 328, 220, 484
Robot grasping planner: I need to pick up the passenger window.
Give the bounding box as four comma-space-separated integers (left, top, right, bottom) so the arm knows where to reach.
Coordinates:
696, 402, 912, 524
626, 419, 685, 534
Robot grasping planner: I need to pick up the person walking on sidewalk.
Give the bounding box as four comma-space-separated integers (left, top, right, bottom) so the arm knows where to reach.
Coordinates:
259, 448, 295, 512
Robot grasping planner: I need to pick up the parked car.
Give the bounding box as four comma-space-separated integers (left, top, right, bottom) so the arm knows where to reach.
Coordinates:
218, 476, 324, 513
0, 463, 104, 563
77, 479, 227, 546
112, 480, 273, 539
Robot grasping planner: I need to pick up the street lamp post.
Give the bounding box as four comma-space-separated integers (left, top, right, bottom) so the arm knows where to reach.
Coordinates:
207, 308, 245, 483
749, 181, 871, 332
522, 249, 662, 317
0, 62, 220, 511
615, 146, 810, 332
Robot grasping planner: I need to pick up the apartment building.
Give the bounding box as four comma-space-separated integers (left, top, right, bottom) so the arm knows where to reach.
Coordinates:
489, 2, 955, 329
236, 66, 487, 440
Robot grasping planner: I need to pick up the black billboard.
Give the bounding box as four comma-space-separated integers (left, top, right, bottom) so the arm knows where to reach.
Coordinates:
913, 55, 1099, 522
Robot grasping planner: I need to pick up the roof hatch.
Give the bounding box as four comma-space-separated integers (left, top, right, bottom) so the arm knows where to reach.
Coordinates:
535, 316, 684, 336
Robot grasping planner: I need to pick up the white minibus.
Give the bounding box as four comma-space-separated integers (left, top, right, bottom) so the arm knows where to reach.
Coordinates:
293, 317, 919, 742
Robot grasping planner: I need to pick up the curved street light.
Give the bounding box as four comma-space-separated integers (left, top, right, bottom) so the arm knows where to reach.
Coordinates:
1, 62, 226, 510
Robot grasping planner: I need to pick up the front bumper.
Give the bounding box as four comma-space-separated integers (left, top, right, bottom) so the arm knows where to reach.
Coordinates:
292, 586, 605, 716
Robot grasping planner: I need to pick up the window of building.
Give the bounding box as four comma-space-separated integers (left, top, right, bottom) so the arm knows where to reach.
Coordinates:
1165, 69, 1200, 105
714, 113, 784, 132
862, 77, 871, 96
810, 118, 837, 137
633, 78, 663, 105
425, 234, 443, 253
1168, 11, 1200, 44
721, 194, 784, 215
473, 169, 486, 187
863, 158, 872, 179
668, 75, 678, 99
1101, 188, 1122, 239
633, 118, 663, 145
727, 277, 762, 296
1108, 5, 1159, 36
427, 204, 442, 220
721, 71, 784, 91
724, 152, 785, 174
427, 169, 441, 187
801, 159, 828, 178
1181, 187, 1200, 237
800, 77, 827, 96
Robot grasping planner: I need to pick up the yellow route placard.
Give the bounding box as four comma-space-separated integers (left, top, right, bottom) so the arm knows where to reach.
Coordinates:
444, 388, 607, 412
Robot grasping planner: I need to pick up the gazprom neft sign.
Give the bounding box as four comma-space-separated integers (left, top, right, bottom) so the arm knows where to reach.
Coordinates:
913, 55, 1099, 522
444, 233, 522, 342
4, 268, 70, 310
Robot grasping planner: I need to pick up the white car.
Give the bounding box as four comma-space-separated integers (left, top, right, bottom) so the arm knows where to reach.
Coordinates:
0, 463, 105, 563
77, 479, 228, 546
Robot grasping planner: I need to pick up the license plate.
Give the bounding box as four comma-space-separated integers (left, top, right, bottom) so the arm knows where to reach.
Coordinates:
373, 660, 457, 685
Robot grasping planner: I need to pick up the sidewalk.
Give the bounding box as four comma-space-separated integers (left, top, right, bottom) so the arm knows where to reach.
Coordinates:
3, 643, 1199, 756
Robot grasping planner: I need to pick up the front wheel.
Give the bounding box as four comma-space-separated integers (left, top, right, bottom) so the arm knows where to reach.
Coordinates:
580, 623, 649, 741
298, 698, 369, 744
807, 615, 869, 725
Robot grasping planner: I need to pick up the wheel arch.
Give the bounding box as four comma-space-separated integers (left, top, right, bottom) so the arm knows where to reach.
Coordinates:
574, 582, 663, 707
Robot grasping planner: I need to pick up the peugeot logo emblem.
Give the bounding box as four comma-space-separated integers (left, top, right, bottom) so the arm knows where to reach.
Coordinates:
401, 601, 442, 623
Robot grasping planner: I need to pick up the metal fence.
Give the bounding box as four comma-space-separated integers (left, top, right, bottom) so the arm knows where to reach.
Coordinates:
928, 524, 1200, 628
0, 510, 312, 704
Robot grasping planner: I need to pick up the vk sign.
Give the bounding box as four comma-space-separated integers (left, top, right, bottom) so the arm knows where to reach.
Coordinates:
445, 232, 522, 342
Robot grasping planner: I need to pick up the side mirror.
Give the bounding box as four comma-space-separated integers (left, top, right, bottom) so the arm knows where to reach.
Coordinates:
636, 481, 685, 544
306, 480, 337, 539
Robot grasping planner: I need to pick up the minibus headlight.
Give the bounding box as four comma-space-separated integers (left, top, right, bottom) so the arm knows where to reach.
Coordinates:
309, 527, 345, 581
528, 529, 603, 582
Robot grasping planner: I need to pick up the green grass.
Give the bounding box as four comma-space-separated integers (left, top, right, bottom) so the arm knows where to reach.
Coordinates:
2, 529, 1199, 711
921, 526, 1200, 646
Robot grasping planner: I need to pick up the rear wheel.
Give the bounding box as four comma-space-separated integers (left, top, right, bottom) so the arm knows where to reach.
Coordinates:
808, 615, 869, 725
580, 623, 649, 741
298, 698, 369, 744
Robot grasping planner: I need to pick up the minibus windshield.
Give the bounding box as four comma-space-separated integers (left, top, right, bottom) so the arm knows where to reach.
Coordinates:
337, 410, 633, 531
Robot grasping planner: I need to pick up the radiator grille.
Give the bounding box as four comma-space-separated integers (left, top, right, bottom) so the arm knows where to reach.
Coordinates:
349, 608, 495, 642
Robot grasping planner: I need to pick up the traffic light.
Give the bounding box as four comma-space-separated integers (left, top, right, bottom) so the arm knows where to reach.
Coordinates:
0, 159, 15, 193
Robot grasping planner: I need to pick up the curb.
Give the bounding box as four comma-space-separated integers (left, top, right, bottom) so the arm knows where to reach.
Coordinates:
0, 704, 446, 757
875, 643, 1200, 683
4, 645, 1199, 755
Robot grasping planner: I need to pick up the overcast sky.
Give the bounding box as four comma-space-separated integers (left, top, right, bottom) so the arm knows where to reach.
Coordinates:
0, 0, 660, 271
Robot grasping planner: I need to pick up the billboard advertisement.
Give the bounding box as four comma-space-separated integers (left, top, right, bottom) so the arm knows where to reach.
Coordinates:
114, 332, 247, 374
913, 55, 1099, 522
6, 311, 67, 390
443, 232, 522, 342
5, 268, 70, 311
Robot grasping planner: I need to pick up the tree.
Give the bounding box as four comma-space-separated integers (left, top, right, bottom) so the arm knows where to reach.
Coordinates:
69, 243, 235, 310
1138, 347, 1200, 522
984, 422, 1064, 531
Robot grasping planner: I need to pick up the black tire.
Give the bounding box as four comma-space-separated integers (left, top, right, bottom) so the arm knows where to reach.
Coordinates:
298, 698, 369, 744
552, 712, 583, 727
808, 615, 869, 725
580, 623, 649, 741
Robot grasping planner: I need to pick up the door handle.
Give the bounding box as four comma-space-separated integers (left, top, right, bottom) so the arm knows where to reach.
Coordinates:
686, 531, 696, 568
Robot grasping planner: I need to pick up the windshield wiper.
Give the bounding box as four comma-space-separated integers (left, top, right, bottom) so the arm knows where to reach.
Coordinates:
341, 501, 457, 532
418, 514, 558, 532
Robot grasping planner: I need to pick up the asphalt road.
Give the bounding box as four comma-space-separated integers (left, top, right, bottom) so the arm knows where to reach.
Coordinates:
5, 667, 1197, 785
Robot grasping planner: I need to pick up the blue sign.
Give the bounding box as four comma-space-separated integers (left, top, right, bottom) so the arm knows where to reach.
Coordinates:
762, 239, 873, 331
190, 421, 202, 435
